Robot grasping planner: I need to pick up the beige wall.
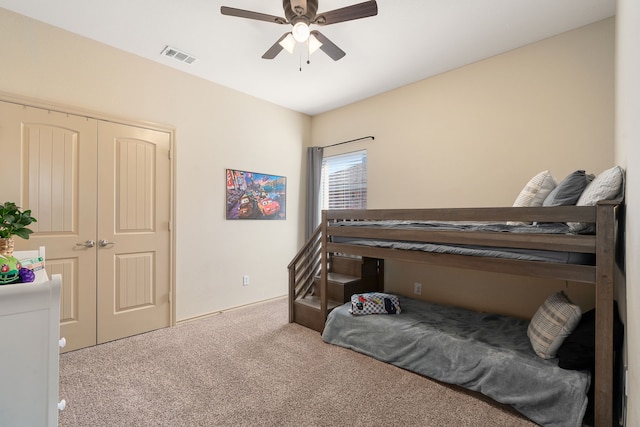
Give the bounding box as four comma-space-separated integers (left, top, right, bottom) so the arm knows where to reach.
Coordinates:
617, 0, 638, 423
312, 18, 615, 318
0, 9, 311, 321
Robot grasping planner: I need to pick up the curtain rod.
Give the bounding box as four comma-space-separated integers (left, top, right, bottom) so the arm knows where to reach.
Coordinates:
323, 135, 374, 148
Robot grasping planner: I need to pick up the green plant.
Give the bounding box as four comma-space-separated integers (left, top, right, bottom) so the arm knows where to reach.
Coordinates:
0, 202, 37, 240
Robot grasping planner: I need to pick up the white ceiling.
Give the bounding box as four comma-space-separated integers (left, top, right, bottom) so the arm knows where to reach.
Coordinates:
0, 0, 615, 116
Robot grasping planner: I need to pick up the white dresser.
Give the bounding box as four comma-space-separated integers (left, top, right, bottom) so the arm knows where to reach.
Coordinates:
0, 267, 64, 427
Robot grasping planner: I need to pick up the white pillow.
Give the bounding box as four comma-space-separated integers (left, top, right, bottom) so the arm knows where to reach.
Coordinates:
527, 291, 582, 359
509, 170, 557, 225
512, 170, 557, 208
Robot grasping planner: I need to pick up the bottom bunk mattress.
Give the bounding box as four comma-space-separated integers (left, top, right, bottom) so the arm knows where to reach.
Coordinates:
322, 296, 590, 427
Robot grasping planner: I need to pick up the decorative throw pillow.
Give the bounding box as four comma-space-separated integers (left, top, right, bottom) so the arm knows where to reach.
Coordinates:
508, 170, 557, 225
349, 292, 401, 315
568, 166, 625, 232
542, 170, 594, 207
512, 170, 558, 208
527, 291, 582, 359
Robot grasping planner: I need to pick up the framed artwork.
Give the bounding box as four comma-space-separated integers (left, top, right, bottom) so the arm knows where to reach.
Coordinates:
226, 169, 286, 220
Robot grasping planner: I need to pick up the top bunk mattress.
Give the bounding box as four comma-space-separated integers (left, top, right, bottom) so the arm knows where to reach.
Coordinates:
329, 220, 594, 264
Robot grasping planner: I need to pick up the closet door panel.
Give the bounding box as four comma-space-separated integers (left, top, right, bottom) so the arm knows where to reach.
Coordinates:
48, 258, 79, 323
23, 124, 76, 233
0, 102, 98, 352
96, 121, 171, 343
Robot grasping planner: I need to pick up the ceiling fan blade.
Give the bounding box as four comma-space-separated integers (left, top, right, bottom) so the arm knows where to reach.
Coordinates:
314, 0, 377, 25
310, 30, 346, 61
262, 33, 290, 59
221, 6, 287, 24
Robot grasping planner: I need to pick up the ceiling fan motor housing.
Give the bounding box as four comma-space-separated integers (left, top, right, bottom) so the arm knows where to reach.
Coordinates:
283, 0, 318, 21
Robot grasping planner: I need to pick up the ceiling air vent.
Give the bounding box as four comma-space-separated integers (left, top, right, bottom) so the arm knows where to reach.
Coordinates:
161, 45, 197, 65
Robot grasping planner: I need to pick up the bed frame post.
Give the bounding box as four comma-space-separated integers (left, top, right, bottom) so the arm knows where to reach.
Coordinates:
320, 210, 329, 328
594, 201, 617, 427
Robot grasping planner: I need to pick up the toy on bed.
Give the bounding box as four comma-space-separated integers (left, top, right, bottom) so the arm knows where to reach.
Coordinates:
349, 292, 401, 315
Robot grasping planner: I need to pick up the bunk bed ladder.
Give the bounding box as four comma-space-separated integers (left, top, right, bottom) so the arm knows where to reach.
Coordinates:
288, 224, 384, 332
288, 225, 324, 331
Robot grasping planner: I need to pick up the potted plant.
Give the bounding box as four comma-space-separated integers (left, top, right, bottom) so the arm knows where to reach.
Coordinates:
0, 202, 37, 256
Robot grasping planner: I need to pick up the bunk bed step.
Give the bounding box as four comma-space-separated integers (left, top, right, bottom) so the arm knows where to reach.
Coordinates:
330, 255, 381, 278
295, 295, 342, 310
330, 255, 364, 276
327, 272, 360, 284
316, 273, 363, 303
293, 296, 342, 332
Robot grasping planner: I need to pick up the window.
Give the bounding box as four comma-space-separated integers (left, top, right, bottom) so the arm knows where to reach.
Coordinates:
321, 150, 367, 210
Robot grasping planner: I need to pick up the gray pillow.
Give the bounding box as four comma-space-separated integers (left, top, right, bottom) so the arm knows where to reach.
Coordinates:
542, 170, 594, 207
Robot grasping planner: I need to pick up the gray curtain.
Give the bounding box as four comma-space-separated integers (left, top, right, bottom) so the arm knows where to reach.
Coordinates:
305, 146, 324, 240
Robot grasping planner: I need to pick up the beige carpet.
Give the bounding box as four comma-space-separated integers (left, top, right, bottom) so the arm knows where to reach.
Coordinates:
59, 297, 537, 426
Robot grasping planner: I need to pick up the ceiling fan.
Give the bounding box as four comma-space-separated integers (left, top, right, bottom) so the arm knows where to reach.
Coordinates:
220, 0, 378, 61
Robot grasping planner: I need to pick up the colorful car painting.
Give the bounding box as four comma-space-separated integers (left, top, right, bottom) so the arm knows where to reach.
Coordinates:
226, 169, 286, 220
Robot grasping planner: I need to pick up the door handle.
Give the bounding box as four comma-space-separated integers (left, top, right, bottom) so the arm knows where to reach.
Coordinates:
76, 240, 95, 248
99, 239, 117, 247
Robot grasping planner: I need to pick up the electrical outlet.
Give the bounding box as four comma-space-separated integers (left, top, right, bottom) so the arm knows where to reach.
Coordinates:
243, 275, 249, 286
414, 282, 422, 295
625, 367, 628, 397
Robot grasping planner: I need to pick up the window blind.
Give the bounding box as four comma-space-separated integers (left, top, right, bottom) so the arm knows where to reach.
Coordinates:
321, 150, 367, 210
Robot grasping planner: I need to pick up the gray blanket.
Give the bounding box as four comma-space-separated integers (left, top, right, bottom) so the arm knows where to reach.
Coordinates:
322, 297, 590, 427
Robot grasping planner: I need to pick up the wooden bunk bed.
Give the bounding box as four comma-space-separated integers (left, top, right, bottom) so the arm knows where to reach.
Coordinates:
316, 200, 621, 427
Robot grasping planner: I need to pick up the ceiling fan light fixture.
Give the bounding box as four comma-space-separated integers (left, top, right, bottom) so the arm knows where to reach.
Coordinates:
308, 34, 323, 55
292, 21, 310, 43
279, 33, 296, 54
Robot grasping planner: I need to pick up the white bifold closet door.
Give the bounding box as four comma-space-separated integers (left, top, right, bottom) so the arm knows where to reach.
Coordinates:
0, 101, 172, 352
